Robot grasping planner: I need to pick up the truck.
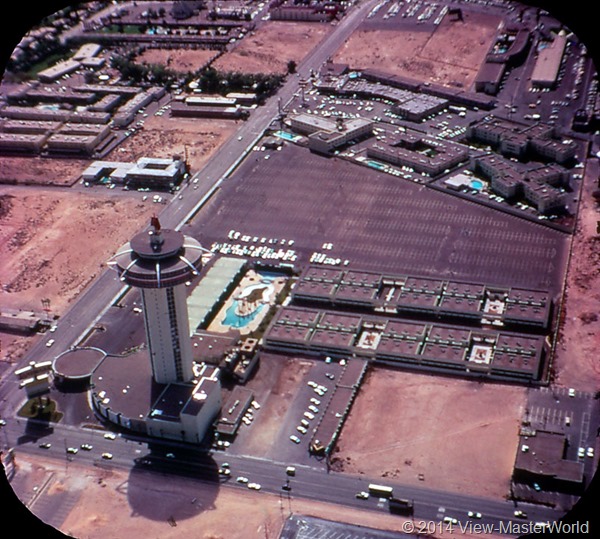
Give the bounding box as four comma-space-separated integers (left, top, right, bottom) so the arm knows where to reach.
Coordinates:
368, 484, 394, 498
389, 497, 414, 515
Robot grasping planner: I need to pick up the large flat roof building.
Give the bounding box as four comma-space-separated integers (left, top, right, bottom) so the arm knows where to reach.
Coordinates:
290, 113, 374, 154
366, 129, 469, 177
467, 115, 576, 165
292, 266, 553, 330
264, 305, 546, 382
531, 33, 567, 89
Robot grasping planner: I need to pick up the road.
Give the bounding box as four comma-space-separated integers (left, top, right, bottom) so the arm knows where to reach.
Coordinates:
3, 418, 563, 530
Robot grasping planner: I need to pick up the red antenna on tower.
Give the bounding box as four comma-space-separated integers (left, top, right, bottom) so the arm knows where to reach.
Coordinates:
151, 216, 161, 232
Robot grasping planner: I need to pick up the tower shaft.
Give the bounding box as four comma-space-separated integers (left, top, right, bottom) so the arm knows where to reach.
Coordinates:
141, 284, 193, 384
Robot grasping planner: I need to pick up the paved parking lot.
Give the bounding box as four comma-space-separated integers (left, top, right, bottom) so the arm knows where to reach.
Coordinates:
267, 358, 345, 466
280, 515, 412, 539
526, 386, 600, 464
191, 143, 568, 294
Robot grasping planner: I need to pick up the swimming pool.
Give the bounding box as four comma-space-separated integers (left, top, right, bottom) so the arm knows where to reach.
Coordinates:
470, 179, 484, 190
367, 160, 387, 171
220, 271, 282, 329
222, 302, 265, 329
274, 130, 298, 142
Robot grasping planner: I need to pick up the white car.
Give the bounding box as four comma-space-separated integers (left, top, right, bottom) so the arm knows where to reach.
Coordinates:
578, 447, 585, 458
296, 426, 307, 435
587, 447, 595, 458
101, 453, 113, 460
46, 339, 55, 347
308, 405, 319, 414
103, 433, 117, 440
468, 511, 482, 519
289, 435, 301, 444
236, 476, 249, 484
248, 483, 261, 490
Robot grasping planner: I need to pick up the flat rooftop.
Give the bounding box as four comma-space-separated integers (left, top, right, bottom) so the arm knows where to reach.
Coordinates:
293, 266, 553, 329
265, 306, 546, 382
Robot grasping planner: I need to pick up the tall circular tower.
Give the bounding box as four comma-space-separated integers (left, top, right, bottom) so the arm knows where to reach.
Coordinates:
112, 217, 203, 384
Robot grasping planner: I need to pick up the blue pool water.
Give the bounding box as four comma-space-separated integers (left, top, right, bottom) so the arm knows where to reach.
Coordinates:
222, 302, 265, 328
470, 179, 484, 190
274, 130, 298, 141
367, 160, 387, 171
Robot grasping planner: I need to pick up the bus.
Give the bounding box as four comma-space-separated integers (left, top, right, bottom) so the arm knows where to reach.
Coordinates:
368, 484, 394, 498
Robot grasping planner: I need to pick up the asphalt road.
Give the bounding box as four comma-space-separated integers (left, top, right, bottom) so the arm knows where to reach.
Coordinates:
3, 417, 565, 530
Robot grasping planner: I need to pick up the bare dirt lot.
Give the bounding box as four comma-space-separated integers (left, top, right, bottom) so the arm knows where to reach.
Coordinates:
0, 157, 88, 186
110, 113, 238, 173
6, 454, 500, 539
332, 368, 526, 500
334, 11, 502, 88
553, 161, 600, 392
0, 187, 156, 317
212, 21, 329, 75
134, 47, 219, 73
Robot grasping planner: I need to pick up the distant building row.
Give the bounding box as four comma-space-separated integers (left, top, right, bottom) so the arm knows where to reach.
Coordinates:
82, 156, 186, 189
170, 93, 257, 119
317, 63, 496, 114
0, 83, 167, 155
270, 0, 341, 22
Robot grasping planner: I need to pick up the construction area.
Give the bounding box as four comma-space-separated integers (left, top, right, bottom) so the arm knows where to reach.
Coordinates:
331, 368, 526, 500
212, 22, 330, 75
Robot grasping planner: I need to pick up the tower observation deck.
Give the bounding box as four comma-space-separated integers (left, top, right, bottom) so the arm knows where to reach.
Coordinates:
111, 217, 204, 384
